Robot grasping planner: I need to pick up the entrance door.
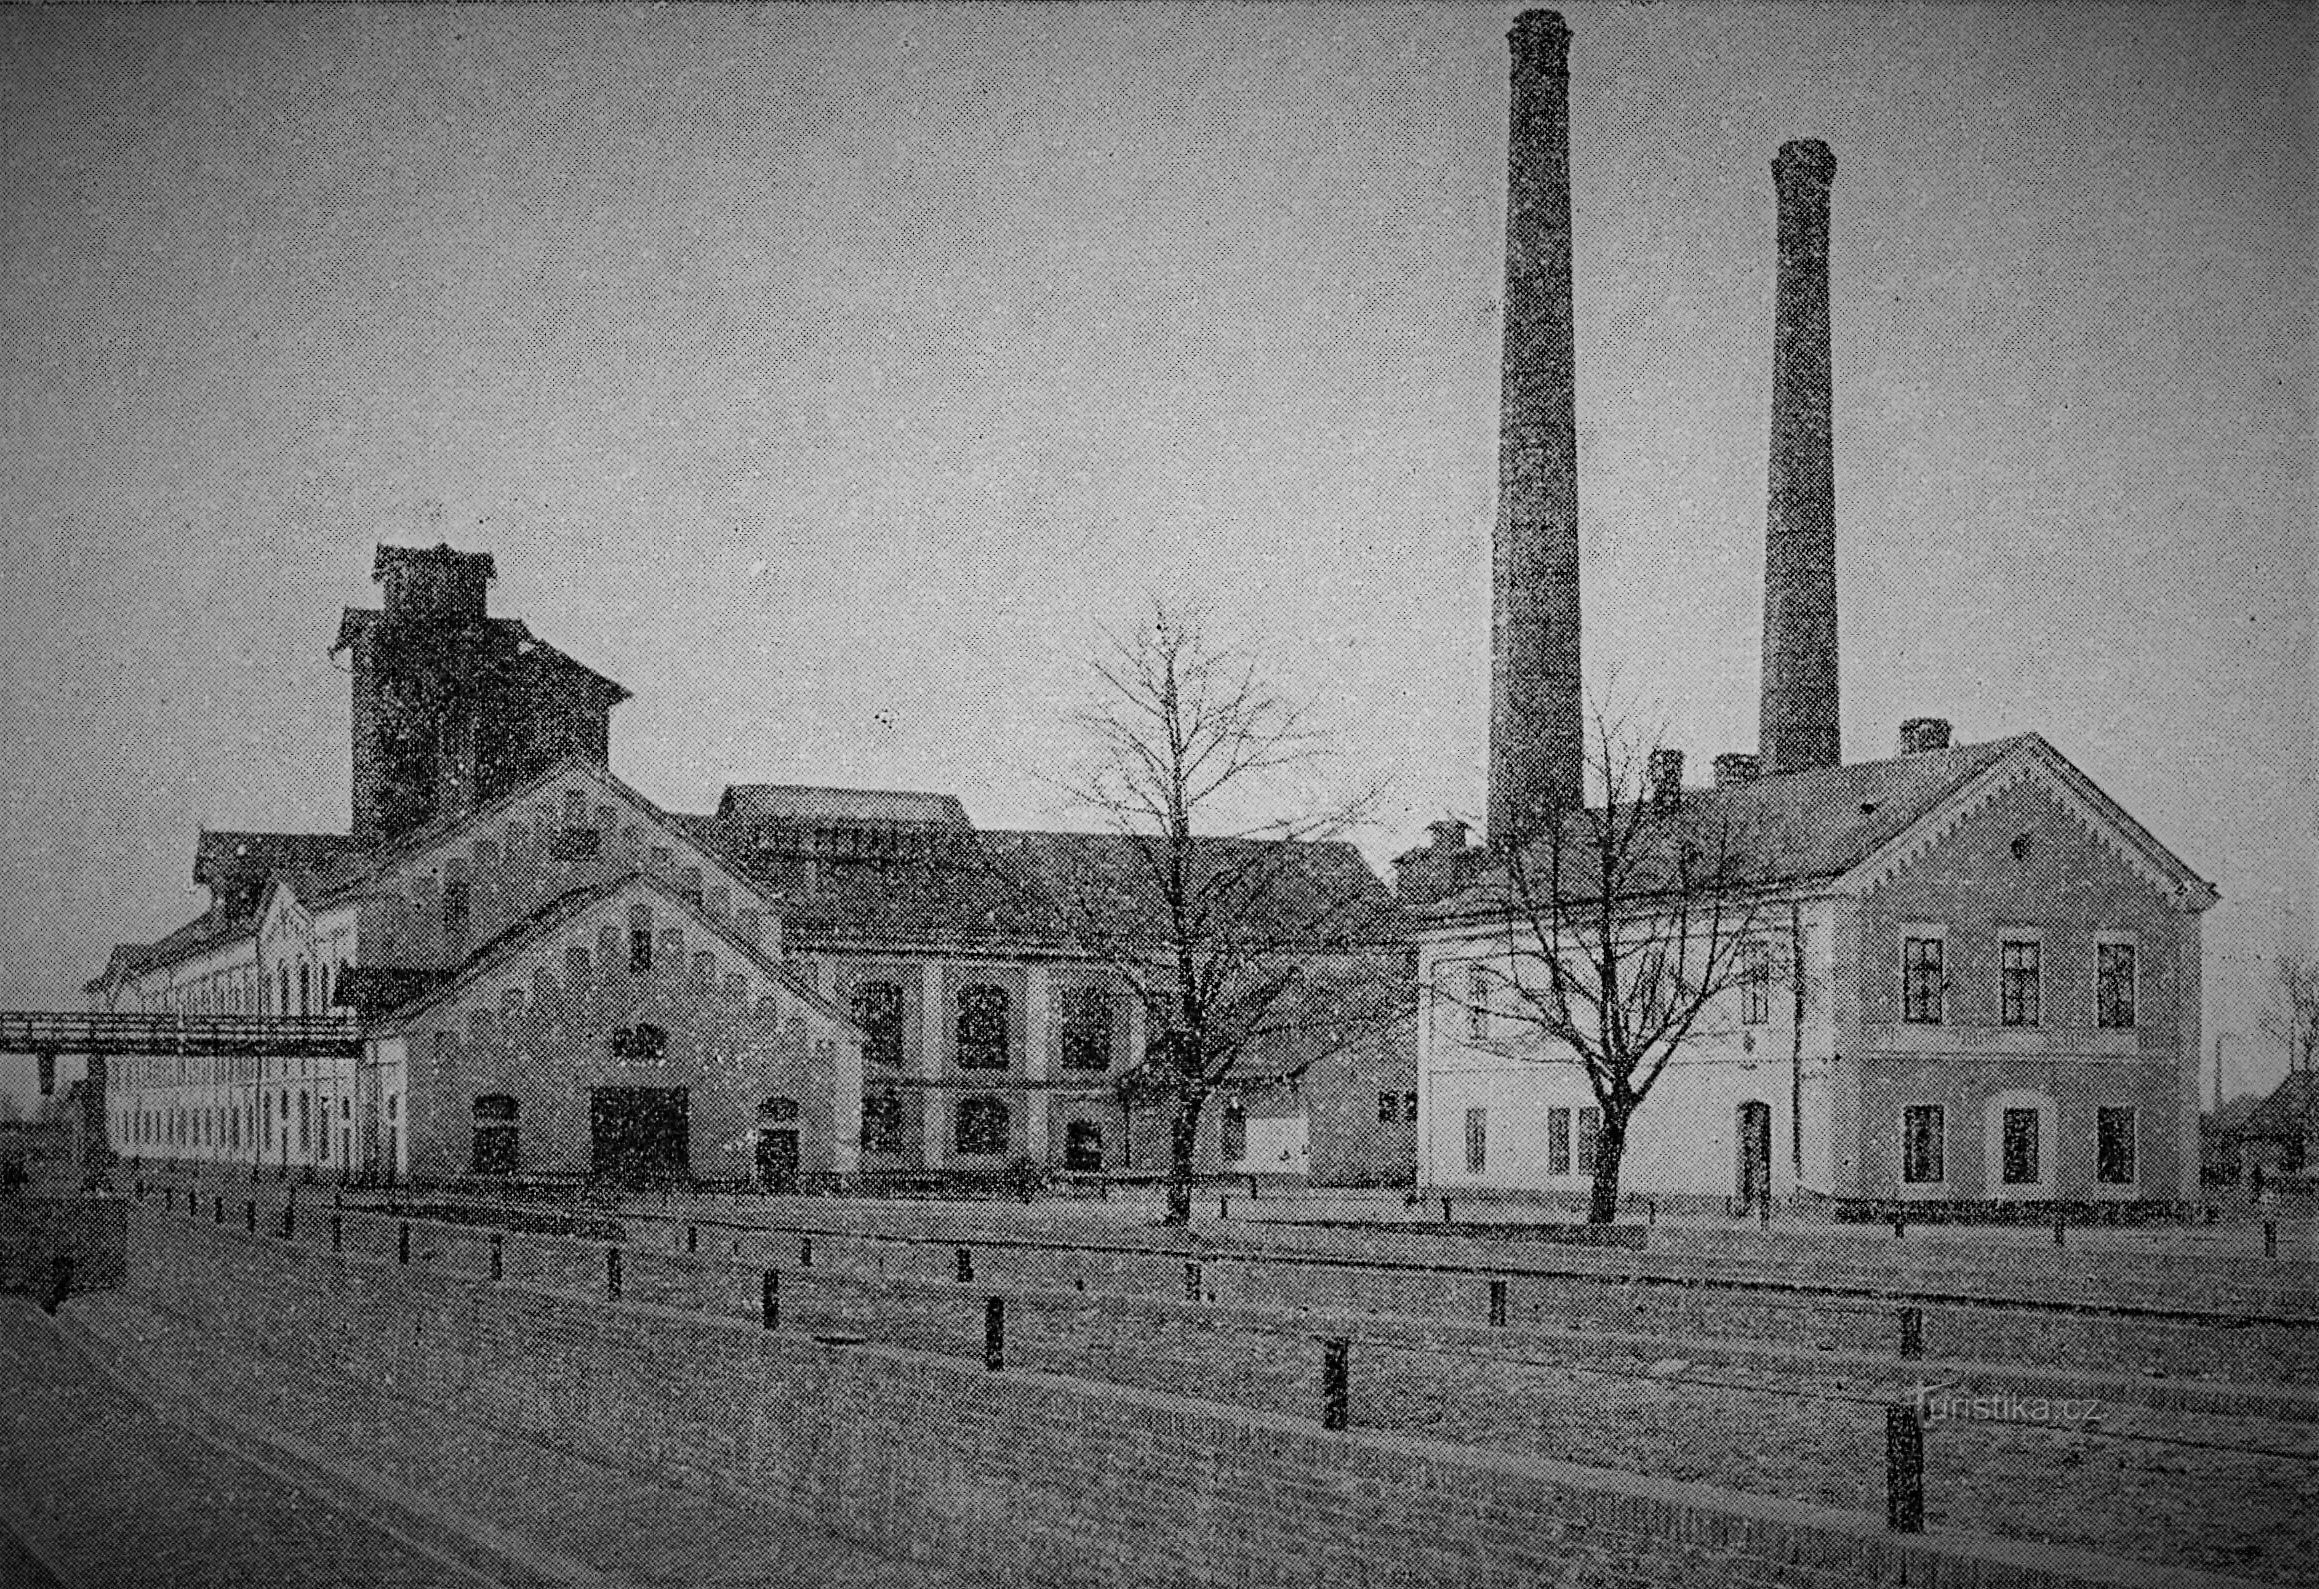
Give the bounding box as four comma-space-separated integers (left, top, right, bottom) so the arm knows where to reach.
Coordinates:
755, 1128, 800, 1192
590, 1087, 691, 1187
1736, 1101, 1772, 1209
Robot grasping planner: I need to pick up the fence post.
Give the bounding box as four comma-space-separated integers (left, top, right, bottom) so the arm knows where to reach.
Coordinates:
330, 1214, 343, 1253
398, 1221, 410, 1265
1647, 1197, 1657, 1227
1898, 1305, 1923, 1360
607, 1247, 623, 1300
1321, 1338, 1350, 1430
213, 1195, 223, 1224
762, 1269, 780, 1330
1892, 1213, 1906, 1239
280, 1201, 294, 1240
1886, 1405, 1925, 1532
1184, 1261, 1202, 1302
1488, 1278, 1508, 1329
799, 1235, 813, 1268
1220, 1196, 1229, 1220
245, 1199, 256, 1233
490, 1233, 504, 1281
2265, 1220, 2278, 1259
1758, 1199, 1771, 1230
1440, 1196, 1452, 1225
984, 1296, 1005, 1371
956, 1246, 974, 1283
687, 1223, 698, 1256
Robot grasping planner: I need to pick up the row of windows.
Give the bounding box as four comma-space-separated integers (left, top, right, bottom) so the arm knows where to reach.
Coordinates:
1901, 935, 2136, 1029
860, 1091, 1110, 1169
468, 1093, 801, 1174
1461, 1104, 1601, 1176
123, 1089, 353, 1164
847, 980, 1119, 1071
139, 951, 349, 1018
1900, 1102, 2139, 1187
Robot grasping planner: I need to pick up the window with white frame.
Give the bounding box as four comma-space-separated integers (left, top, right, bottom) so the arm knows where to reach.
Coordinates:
2000, 938, 2040, 1027
1465, 964, 1490, 1043
1547, 1106, 1572, 1176
1901, 1104, 1945, 1184
2097, 1106, 2137, 1185
1902, 934, 1944, 1025
1741, 937, 1771, 1026
1464, 1107, 1487, 1173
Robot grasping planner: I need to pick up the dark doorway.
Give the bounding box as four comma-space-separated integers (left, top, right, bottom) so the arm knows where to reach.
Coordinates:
755, 1129, 799, 1191
590, 1087, 690, 1186
1064, 1119, 1105, 1172
1736, 1101, 1772, 1209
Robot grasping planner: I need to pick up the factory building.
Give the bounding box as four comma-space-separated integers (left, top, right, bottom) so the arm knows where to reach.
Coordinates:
1411, 12, 2215, 1213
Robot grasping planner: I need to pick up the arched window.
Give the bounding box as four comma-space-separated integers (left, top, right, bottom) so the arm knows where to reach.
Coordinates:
759, 1096, 799, 1124
1064, 1119, 1105, 1172
851, 982, 905, 1069
472, 1094, 519, 1174
1060, 984, 1112, 1070
955, 1096, 1009, 1156
298, 962, 311, 1016
278, 964, 290, 1016
956, 985, 1009, 1070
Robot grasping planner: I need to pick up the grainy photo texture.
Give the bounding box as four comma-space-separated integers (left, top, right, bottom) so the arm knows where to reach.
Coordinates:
0, 3, 2311, 1586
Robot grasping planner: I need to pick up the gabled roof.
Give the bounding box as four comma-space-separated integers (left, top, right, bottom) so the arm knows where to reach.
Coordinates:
194, 830, 365, 914
372, 869, 848, 1030
714, 785, 972, 828
2236, 1073, 2317, 1145
88, 902, 257, 989
329, 609, 629, 705
1427, 734, 2214, 923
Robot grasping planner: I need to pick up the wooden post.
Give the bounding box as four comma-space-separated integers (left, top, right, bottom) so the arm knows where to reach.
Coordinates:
956, 1246, 973, 1283
1321, 1338, 1350, 1430
213, 1195, 223, 1224
330, 1214, 342, 1253
280, 1202, 294, 1240
1898, 1305, 1922, 1360
43, 1254, 72, 1316
762, 1269, 780, 1329
799, 1235, 813, 1268
2265, 1220, 2278, 1259
984, 1297, 1005, 1371
1886, 1405, 1924, 1532
245, 1200, 256, 1233
686, 1223, 698, 1255
1440, 1196, 1452, 1224
607, 1247, 623, 1299
1185, 1261, 1201, 1302
1892, 1214, 1906, 1239
1488, 1278, 1508, 1328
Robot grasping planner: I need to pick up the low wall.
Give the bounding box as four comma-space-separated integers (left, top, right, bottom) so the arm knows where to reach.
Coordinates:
116, 1204, 2248, 1589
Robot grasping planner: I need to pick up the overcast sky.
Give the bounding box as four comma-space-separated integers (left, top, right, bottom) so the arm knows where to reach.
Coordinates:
1, 2, 2309, 1100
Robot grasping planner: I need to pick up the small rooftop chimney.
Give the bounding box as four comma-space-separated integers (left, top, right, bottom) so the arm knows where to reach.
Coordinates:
1395, 816, 1481, 907
1898, 717, 1952, 754
1713, 752, 1762, 789
1647, 749, 1685, 808
1759, 139, 1841, 777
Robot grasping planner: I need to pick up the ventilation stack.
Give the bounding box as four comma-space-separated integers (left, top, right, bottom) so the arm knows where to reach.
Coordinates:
1487, 10, 1585, 847
1759, 139, 1841, 776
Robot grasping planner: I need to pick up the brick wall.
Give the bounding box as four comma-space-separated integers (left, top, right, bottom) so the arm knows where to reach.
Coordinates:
118, 1203, 2247, 1589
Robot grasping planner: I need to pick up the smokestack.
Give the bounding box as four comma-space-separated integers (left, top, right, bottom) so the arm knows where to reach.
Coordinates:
1487, 10, 1583, 848
1759, 139, 1841, 776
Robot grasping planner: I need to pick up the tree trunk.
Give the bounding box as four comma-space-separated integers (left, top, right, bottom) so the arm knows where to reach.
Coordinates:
1163, 1091, 1202, 1225
1587, 1110, 1630, 1224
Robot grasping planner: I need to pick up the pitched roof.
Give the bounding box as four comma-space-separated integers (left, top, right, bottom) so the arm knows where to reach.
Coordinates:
86, 902, 255, 989
372, 869, 846, 1029
2236, 1073, 2317, 1144
194, 830, 365, 912
1426, 734, 2210, 921
715, 785, 972, 828
329, 609, 629, 704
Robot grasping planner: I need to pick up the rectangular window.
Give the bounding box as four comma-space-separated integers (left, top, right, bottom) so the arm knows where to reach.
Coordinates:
955, 1096, 1009, 1156
1576, 1107, 1601, 1176
860, 1089, 906, 1154
1548, 1107, 1572, 1176
1464, 1107, 1487, 1174
2097, 943, 2137, 1030
1741, 938, 1771, 1026
1901, 1104, 1945, 1184
297, 1090, 311, 1152
1465, 966, 1489, 1042
1902, 936, 1944, 1024
2000, 940, 2040, 1027
2097, 1106, 2137, 1185
629, 927, 653, 974
1378, 1091, 1398, 1123
2001, 1107, 2041, 1186
1402, 1091, 1419, 1124
443, 877, 470, 941
1221, 1101, 1248, 1164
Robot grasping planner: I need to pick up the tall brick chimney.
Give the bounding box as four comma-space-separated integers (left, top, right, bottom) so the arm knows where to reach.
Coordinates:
1488, 10, 1584, 848
1758, 139, 1841, 776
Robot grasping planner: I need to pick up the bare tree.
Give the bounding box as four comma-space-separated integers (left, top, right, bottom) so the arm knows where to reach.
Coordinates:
1034, 605, 1406, 1225
1447, 708, 1782, 1223
2259, 955, 2319, 1162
